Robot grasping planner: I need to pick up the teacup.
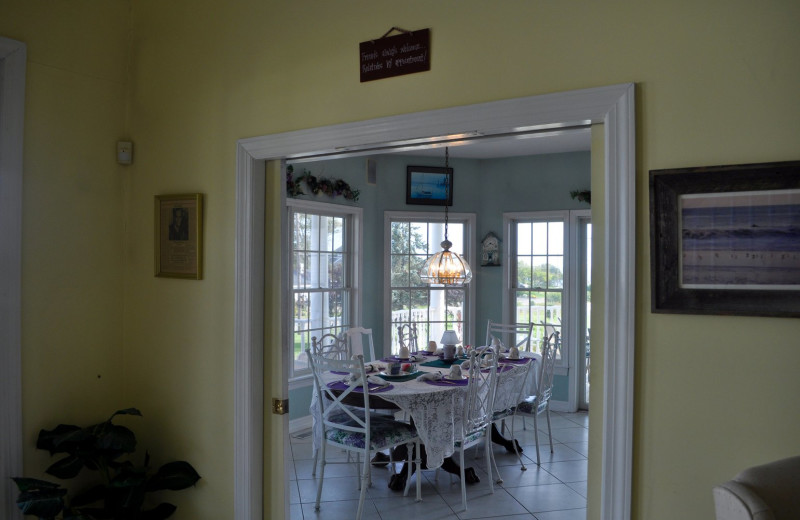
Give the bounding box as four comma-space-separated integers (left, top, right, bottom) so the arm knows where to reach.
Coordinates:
456, 345, 465, 357
427, 340, 437, 353
448, 364, 463, 379
509, 346, 520, 359
491, 337, 502, 350
398, 345, 410, 359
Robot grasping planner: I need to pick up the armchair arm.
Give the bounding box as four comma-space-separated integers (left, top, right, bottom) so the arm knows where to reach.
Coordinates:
713, 481, 774, 520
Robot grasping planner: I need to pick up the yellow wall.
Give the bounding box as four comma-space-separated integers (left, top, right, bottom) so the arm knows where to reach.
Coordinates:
0, 0, 130, 474
5, 0, 800, 519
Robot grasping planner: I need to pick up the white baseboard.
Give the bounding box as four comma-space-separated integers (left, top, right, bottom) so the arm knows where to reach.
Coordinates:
549, 400, 572, 413
289, 415, 313, 434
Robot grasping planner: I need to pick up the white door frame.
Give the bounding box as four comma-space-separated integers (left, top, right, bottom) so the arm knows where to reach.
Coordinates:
235, 83, 635, 520
0, 35, 27, 520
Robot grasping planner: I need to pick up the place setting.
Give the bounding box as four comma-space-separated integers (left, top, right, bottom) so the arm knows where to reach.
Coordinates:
418, 364, 469, 387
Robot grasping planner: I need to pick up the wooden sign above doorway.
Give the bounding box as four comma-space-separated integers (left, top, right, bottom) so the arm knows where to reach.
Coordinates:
359, 27, 430, 82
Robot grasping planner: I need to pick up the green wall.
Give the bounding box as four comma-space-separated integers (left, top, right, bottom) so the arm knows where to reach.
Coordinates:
288, 152, 589, 419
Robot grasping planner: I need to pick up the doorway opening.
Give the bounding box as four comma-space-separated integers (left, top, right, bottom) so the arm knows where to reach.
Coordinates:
235, 83, 635, 520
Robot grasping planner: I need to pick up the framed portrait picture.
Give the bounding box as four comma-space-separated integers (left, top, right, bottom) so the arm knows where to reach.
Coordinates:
406, 166, 453, 206
155, 193, 204, 279
649, 161, 800, 317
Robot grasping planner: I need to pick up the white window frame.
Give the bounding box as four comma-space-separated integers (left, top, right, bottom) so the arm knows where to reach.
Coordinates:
383, 211, 476, 357
287, 198, 362, 386
504, 209, 591, 411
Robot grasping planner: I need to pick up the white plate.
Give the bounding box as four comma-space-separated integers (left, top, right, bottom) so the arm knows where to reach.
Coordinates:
443, 375, 468, 381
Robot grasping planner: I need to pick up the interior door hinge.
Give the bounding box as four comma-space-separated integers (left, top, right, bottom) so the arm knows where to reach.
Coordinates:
272, 398, 289, 415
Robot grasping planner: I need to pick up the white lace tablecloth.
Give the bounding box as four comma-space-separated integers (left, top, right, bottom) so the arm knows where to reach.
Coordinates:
311, 351, 540, 469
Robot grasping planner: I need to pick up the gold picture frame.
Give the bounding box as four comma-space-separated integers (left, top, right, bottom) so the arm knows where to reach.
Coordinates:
155, 193, 204, 279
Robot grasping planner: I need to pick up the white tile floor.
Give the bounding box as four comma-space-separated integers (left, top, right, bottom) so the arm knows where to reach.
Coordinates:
289, 411, 588, 520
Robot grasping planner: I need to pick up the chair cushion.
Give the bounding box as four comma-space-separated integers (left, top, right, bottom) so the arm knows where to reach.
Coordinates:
516, 397, 544, 415
455, 429, 486, 448
324, 412, 417, 450
492, 408, 514, 421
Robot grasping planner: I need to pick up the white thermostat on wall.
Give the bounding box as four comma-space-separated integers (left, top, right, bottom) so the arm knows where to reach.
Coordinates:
117, 141, 133, 165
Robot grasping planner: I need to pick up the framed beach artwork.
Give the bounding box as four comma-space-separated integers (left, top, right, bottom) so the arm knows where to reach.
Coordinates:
649, 161, 800, 317
155, 193, 204, 279
406, 166, 453, 206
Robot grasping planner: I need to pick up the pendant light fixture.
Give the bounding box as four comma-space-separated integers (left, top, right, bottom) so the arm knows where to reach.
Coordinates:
419, 147, 473, 286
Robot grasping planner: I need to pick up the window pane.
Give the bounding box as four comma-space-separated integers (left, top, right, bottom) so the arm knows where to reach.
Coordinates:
391, 289, 409, 312
545, 291, 563, 325
447, 223, 465, 254
531, 222, 548, 254
391, 222, 409, 253
411, 223, 428, 254
391, 255, 409, 287
294, 213, 307, 251
530, 257, 548, 288
331, 217, 343, 252
517, 222, 531, 255
328, 253, 344, 288
548, 221, 564, 254
516, 257, 532, 288
529, 291, 547, 324
548, 256, 564, 288
409, 255, 426, 287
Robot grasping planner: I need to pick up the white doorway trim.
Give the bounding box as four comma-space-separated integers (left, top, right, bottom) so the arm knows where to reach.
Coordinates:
0, 35, 26, 520
235, 83, 635, 520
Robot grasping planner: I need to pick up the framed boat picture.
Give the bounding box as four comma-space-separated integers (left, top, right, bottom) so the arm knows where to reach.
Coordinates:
649, 161, 800, 317
406, 166, 453, 206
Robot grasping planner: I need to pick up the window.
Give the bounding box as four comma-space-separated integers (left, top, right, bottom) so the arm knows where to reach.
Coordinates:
509, 213, 566, 363
385, 212, 475, 355
288, 199, 361, 380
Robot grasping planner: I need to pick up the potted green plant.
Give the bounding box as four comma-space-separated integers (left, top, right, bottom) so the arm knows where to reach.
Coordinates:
12, 408, 200, 520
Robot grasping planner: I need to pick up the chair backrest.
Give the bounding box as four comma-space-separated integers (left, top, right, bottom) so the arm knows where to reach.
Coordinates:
462, 350, 499, 435
396, 322, 418, 354
311, 332, 349, 360
486, 319, 534, 352
496, 354, 535, 413
346, 327, 377, 362
537, 331, 560, 405
307, 349, 372, 435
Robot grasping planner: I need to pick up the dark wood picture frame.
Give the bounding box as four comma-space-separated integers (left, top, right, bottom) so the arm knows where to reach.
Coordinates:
406, 166, 453, 206
155, 193, 204, 279
649, 161, 800, 317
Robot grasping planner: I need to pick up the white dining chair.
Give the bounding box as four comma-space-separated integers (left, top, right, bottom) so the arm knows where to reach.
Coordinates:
489, 354, 536, 478
311, 332, 349, 360
346, 327, 377, 362
451, 349, 501, 511
396, 321, 419, 354
509, 331, 560, 468
485, 319, 534, 352
307, 350, 422, 520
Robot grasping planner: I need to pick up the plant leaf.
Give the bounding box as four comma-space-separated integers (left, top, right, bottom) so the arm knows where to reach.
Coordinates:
36, 424, 85, 454
45, 454, 84, 479
139, 502, 177, 520
109, 408, 142, 421
15, 485, 66, 518
11, 477, 61, 492
146, 461, 201, 491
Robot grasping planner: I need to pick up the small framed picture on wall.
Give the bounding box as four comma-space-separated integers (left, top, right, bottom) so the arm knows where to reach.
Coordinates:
406, 166, 453, 206
155, 193, 204, 279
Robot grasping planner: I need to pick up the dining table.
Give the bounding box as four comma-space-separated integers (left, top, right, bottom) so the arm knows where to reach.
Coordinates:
311, 348, 541, 470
